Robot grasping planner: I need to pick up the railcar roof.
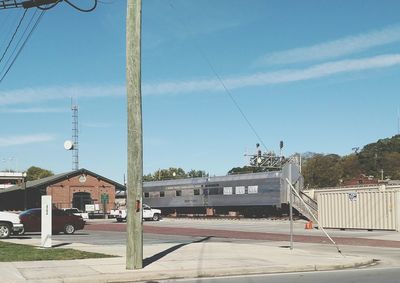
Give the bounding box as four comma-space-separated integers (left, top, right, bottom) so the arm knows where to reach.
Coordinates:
143, 171, 281, 188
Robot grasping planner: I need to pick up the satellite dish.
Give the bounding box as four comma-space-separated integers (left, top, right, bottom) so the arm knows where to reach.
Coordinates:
64, 140, 74, 150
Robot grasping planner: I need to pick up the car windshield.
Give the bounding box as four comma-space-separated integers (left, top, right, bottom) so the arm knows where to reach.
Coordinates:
20, 209, 40, 216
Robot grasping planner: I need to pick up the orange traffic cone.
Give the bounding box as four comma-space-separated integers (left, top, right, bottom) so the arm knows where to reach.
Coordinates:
305, 221, 313, 229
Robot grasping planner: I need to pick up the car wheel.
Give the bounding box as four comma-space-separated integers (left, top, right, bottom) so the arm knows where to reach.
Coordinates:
64, 224, 75, 235
116, 218, 123, 223
0, 223, 11, 239
152, 213, 160, 221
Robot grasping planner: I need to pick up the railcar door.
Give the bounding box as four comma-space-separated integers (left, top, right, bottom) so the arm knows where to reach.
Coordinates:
203, 188, 209, 207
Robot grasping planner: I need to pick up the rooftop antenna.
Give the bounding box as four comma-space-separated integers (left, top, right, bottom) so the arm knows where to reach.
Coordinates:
64, 98, 79, 171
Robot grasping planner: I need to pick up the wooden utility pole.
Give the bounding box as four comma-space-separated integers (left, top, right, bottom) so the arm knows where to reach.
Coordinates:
126, 0, 143, 270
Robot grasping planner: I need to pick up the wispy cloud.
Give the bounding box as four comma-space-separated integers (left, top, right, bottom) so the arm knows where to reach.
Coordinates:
143, 54, 400, 95
82, 122, 113, 128
0, 107, 68, 113
0, 85, 125, 106
1, 54, 400, 103
256, 24, 400, 66
0, 134, 55, 147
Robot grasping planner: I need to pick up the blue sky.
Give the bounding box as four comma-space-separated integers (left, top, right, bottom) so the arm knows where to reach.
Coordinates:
1, 0, 400, 182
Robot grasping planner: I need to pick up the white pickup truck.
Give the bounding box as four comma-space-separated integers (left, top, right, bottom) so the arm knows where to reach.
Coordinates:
0, 211, 24, 239
116, 204, 161, 222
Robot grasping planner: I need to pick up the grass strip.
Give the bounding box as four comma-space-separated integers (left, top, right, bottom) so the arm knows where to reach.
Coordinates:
0, 241, 116, 261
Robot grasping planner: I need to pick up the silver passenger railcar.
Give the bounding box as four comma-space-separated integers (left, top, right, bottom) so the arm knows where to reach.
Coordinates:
142, 163, 302, 217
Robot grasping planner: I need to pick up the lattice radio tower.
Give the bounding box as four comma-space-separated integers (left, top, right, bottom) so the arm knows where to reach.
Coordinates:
71, 101, 79, 171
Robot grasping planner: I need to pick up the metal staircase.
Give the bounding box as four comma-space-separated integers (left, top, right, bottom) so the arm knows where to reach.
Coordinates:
291, 190, 318, 222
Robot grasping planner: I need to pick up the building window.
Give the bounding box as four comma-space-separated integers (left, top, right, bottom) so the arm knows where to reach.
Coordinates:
176, 190, 182, 197
194, 189, 200, 195
160, 191, 165, 197
144, 192, 149, 198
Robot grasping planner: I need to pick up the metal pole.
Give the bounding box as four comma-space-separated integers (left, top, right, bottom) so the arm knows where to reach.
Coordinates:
23, 178, 27, 210
126, 0, 143, 270
289, 182, 293, 250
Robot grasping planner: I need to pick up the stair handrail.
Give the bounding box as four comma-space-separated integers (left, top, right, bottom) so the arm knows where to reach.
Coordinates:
286, 178, 342, 255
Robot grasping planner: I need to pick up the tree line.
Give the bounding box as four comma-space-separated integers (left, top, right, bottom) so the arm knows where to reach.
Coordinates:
21, 135, 400, 188
143, 167, 208, 181
302, 135, 400, 188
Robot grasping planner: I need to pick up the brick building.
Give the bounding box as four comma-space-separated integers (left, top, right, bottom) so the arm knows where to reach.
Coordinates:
0, 168, 125, 212
342, 174, 379, 186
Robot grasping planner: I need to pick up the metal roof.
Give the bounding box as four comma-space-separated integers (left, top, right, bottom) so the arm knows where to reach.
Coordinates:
143, 171, 281, 188
0, 168, 125, 193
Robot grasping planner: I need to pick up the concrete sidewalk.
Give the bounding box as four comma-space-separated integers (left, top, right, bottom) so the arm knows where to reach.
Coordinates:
2, 238, 373, 283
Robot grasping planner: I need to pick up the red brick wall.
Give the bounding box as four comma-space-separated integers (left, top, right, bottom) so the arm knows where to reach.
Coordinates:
46, 174, 116, 212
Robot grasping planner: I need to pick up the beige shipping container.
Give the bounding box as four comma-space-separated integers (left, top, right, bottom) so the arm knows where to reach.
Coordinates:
317, 190, 400, 231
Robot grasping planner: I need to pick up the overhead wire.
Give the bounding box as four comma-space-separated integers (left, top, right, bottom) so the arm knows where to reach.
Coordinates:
97, 0, 117, 4
0, 10, 45, 83
0, 10, 16, 51
0, 0, 98, 84
167, 1, 269, 152
0, 9, 27, 64
37, 0, 61, 10
64, 0, 97, 12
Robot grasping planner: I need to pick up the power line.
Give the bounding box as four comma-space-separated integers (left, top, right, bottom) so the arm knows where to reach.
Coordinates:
0, 9, 27, 64
0, 11, 17, 51
0, 10, 45, 83
0, 10, 39, 79
167, 1, 269, 151
36, 0, 60, 10
0, 0, 98, 11
64, 0, 97, 12
0, 0, 98, 84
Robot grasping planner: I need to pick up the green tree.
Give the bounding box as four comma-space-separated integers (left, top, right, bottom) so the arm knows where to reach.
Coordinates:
340, 154, 361, 181
143, 167, 209, 181
356, 135, 400, 178
26, 166, 54, 181
302, 154, 342, 188
380, 152, 400, 180
187, 169, 208, 178
143, 173, 154, 181
227, 166, 266, 175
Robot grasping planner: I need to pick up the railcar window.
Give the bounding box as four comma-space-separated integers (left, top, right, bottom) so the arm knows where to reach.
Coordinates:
176, 190, 182, 196
223, 187, 232, 195
235, 186, 245, 194
209, 187, 223, 195
205, 183, 219, 187
248, 185, 258, 194
194, 189, 200, 195
144, 192, 149, 198
160, 191, 165, 197
150, 192, 160, 198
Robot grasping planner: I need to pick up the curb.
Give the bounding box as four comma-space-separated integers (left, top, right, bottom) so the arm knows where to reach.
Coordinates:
29, 258, 375, 283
